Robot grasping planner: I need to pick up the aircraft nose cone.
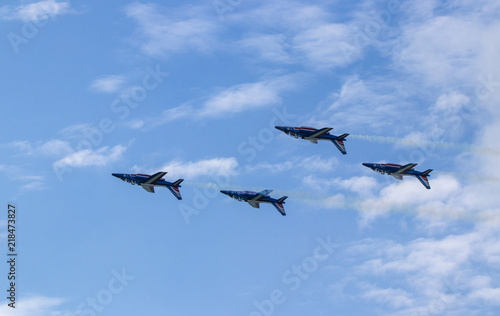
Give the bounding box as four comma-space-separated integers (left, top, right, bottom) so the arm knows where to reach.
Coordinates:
362, 163, 374, 169
275, 126, 286, 131
220, 190, 229, 195
112, 173, 119, 177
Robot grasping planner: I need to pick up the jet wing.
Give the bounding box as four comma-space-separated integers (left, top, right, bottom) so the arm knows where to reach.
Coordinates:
250, 190, 272, 202
142, 185, 155, 193
143, 172, 167, 185
248, 201, 260, 208
393, 163, 417, 175
307, 127, 332, 138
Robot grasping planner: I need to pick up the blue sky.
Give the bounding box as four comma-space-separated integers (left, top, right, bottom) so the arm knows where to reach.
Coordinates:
1, 0, 500, 315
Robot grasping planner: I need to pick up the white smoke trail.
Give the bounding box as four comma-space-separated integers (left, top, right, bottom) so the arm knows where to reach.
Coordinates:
350, 134, 500, 156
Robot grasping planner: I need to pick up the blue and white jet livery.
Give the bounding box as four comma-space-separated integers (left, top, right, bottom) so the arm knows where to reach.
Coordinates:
112, 172, 183, 199
362, 163, 433, 189
275, 126, 349, 154
220, 189, 287, 216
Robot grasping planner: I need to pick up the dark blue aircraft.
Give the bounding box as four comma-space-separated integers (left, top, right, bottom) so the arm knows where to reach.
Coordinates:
112, 172, 183, 199
220, 189, 287, 216
362, 163, 433, 189
275, 126, 349, 154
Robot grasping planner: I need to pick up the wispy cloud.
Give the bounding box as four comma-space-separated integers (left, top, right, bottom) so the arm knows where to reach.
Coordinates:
0, 0, 71, 22
309, 76, 414, 132
54, 145, 127, 168
124, 2, 218, 57
246, 156, 339, 174
133, 157, 239, 180
200, 75, 299, 117
0, 295, 70, 316
237, 33, 292, 64
229, 1, 364, 69
89, 75, 126, 94
128, 74, 301, 129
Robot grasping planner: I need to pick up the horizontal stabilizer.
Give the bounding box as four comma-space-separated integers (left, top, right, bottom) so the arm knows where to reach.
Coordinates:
421, 169, 433, 176
277, 196, 288, 203
337, 133, 349, 140
172, 179, 184, 186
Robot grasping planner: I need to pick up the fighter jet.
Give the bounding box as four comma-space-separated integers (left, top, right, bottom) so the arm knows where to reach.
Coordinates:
275, 126, 349, 155
220, 189, 287, 216
112, 172, 183, 199
362, 163, 433, 189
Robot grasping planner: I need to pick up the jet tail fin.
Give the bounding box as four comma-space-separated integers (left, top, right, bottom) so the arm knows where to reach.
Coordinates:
167, 185, 182, 200
272, 202, 286, 216
421, 169, 433, 176
172, 179, 184, 186
332, 137, 347, 155
416, 175, 431, 189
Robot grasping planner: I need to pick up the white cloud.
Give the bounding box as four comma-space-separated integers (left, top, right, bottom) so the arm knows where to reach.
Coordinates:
246, 156, 338, 175
229, 1, 366, 69
303, 175, 378, 196
54, 145, 126, 168
6, 139, 73, 157
133, 157, 239, 180
292, 23, 361, 69
89, 75, 126, 94
309, 76, 413, 132
361, 285, 414, 309
124, 2, 218, 57
0, 0, 71, 22
0, 295, 71, 316
237, 33, 292, 63
132, 103, 193, 131
200, 75, 299, 117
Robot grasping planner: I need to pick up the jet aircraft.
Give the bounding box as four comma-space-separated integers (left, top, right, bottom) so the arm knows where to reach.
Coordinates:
275, 126, 349, 154
362, 163, 433, 189
220, 189, 287, 216
112, 172, 183, 199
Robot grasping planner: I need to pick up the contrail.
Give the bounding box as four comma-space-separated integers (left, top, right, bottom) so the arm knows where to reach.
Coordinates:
350, 134, 500, 156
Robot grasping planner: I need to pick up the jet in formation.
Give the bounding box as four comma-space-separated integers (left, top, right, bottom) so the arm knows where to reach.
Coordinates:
112, 172, 183, 199
362, 163, 433, 189
275, 126, 349, 155
220, 189, 287, 216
